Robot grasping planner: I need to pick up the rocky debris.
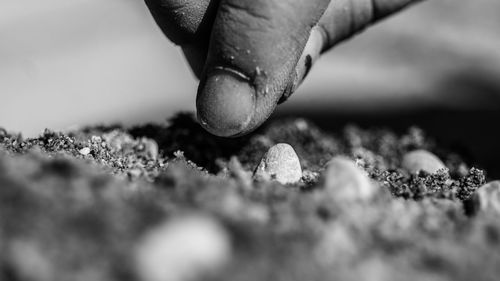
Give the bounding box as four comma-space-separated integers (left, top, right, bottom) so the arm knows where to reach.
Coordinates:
0, 128, 166, 181
78, 147, 91, 155
254, 143, 302, 185
135, 215, 231, 281
456, 167, 486, 201
319, 156, 376, 202
0, 114, 496, 281
465, 181, 500, 215
402, 149, 447, 174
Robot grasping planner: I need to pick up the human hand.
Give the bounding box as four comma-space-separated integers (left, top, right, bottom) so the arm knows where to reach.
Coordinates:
145, 0, 420, 137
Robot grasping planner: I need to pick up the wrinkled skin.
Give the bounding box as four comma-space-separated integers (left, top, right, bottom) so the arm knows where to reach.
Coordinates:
145, 0, 421, 137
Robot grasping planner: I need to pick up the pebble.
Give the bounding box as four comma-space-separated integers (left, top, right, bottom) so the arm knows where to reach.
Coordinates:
315, 222, 358, 263
320, 156, 376, 202
254, 143, 302, 185
467, 181, 500, 214
134, 215, 231, 281
8, 240, 53, 281
127, 169, 142, 179
138, 138, 159, 160
102, 130, 134, 151
401, 149, 446, 174
78, 147, 91, 156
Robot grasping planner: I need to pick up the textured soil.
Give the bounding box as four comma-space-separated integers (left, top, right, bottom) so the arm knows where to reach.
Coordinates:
1, 113, 498, 281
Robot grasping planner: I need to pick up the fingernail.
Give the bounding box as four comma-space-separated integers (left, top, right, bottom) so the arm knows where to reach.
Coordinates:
197, 67, 255, 137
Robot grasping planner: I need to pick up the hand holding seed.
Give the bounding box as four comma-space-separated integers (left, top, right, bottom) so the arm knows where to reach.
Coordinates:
145, 0, 421, 137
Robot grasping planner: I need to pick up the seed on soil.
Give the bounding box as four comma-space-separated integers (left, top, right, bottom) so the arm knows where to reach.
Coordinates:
402, 150, 446, 174
78, 147, 91, 156
320, 156, 376, 202
466, 181, 500, 215
134, 215, 231, 281
253, 143, 302, 185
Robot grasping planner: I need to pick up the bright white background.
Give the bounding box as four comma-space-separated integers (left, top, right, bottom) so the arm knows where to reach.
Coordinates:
1, 0, 500, 136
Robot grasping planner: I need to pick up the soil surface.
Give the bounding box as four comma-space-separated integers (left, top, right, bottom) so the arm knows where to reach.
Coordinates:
1, 113, 498, 281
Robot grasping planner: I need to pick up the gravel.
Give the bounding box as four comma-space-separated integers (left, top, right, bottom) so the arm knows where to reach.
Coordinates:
0, 113, 497, 281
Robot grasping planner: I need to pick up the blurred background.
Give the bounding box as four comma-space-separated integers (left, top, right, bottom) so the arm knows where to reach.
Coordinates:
1, 0, 499, 173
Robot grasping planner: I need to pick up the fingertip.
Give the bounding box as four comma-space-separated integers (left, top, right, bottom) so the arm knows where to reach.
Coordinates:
196, 0, 331, 137
196, 68, 256, 137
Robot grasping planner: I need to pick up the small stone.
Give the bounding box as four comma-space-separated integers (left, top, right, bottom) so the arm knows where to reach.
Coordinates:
254, 143, 302, 184
315, 222, 358, 263
466, 181, 500, 215
320, 156, 376, 202
78, 147, 91, 156
127, 169, 142, 179
402, 150, 446, 174
102, 130, 134, 151
90, 135, 102, 143
8, 240, 53, 281
140, 138, 159, 160
135, 215, 231, 281
0, 127, 7, 138
295, 119, 309, 131
302, 170, 320, 185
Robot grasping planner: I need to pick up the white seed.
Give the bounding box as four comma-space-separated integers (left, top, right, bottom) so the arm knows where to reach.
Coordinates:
320, 156, 376, 202
78, 147, 91, 156
469, 181, 500, 214
134, 215, 231, 281
401, 150, 446, 174
254, 143, 302, 184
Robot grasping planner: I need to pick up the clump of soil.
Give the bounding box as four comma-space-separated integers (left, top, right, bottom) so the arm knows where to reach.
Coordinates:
0, 113, 498, 281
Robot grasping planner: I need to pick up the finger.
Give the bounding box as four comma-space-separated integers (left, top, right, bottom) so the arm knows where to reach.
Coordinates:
145, 0, 219, 76
289, 0, 421, 97
283, 26, 327, 102
197, 0, 331, 137
318, 0, 421, 47
182, 44, 208, 78
144, 0, 214, 44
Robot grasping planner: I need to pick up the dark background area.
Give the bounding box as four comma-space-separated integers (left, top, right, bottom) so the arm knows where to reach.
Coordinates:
276, 107, 500, 178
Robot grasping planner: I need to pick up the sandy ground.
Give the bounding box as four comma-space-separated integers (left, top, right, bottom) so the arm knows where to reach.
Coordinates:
1, 115, 498, 281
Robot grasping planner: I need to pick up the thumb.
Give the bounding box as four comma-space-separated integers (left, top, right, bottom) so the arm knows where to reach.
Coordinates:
196, 0, 330, 137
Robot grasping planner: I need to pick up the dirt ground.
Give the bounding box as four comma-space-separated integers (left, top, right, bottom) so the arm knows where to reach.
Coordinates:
1, 114, 499, 281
